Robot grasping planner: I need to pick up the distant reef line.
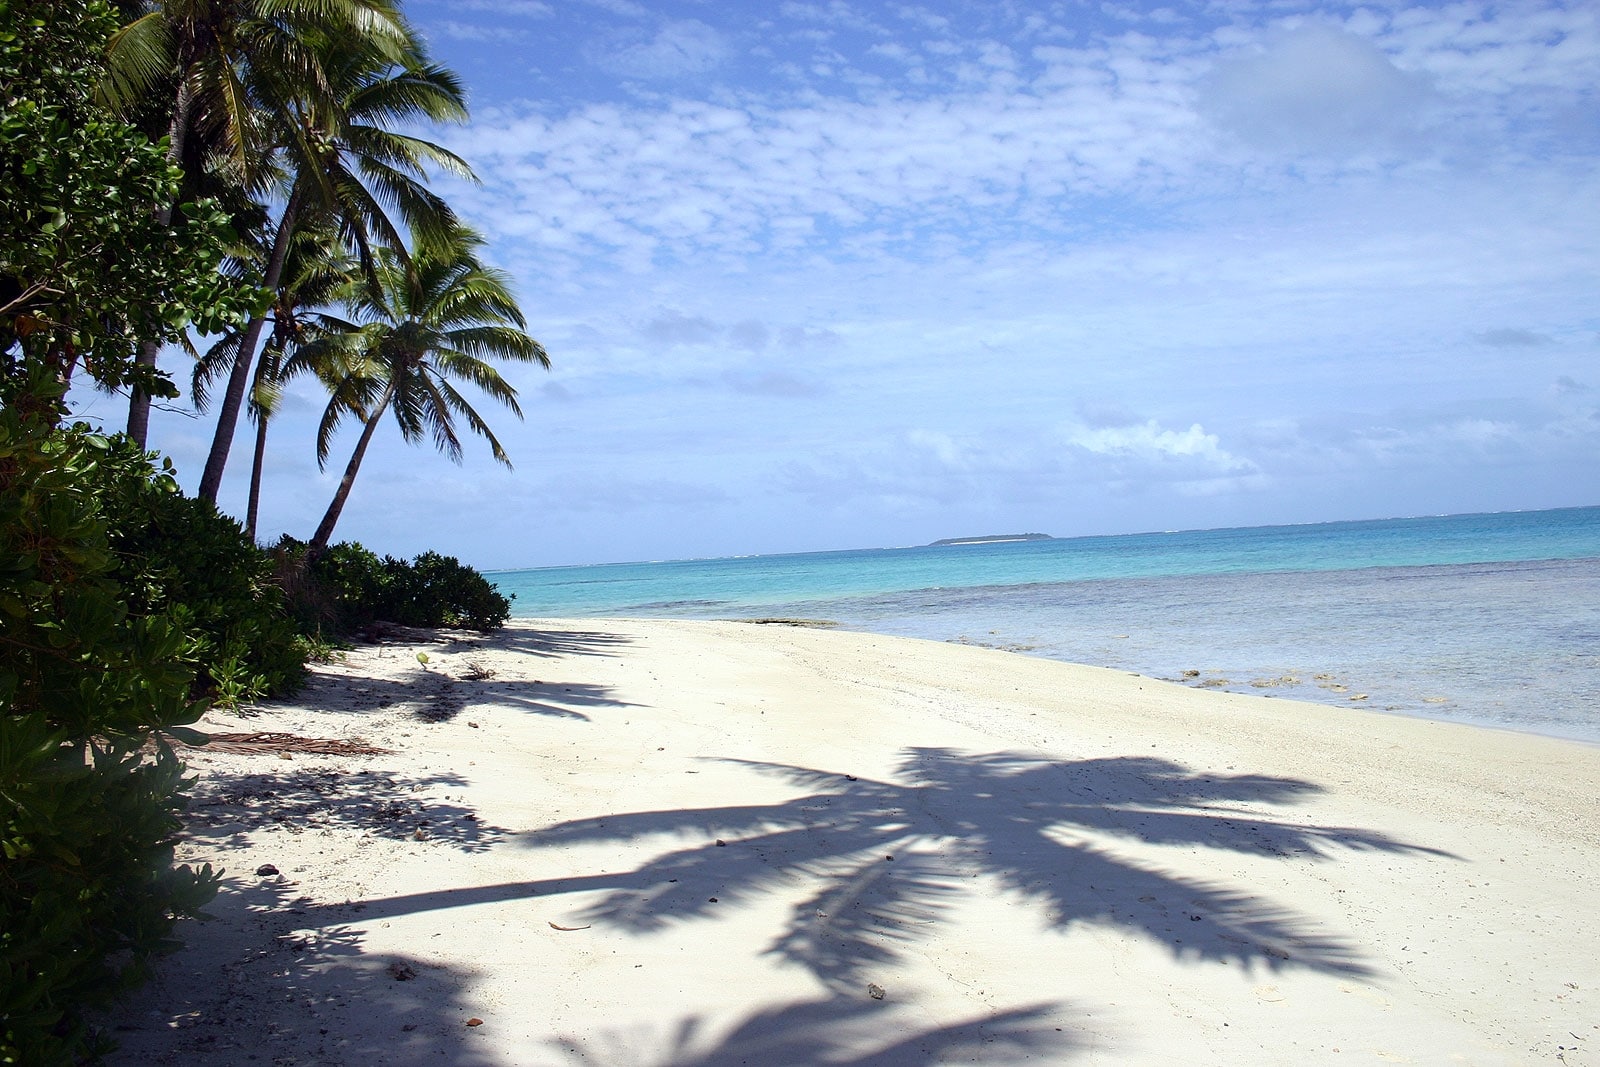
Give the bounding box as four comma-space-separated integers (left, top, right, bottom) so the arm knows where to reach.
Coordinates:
927, 533, 1055, 547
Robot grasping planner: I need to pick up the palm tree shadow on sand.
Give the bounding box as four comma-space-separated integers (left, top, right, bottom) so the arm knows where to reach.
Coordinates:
551, 996, 1070, 1066
530, 747, 1455, 990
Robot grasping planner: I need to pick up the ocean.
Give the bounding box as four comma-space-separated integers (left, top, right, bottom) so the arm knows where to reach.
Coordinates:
487, 507, 1600, 743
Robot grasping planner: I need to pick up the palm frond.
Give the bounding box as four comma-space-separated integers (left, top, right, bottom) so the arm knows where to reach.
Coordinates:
100, 12, 175, 114
415, 371, 467, 463
344, 123, 476, 182
346, 62, 470, 129
435, 376, 512, 467
352, 157, 460, 251
192, 330, 247, 412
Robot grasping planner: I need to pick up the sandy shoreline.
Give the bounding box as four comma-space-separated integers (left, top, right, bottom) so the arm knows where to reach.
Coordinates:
104, 618, 1599, 1065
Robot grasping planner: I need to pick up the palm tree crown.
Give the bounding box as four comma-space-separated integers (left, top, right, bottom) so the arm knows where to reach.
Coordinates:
191, 20, 475, 503
307, 225, 549, 556
102, 0, 410, 446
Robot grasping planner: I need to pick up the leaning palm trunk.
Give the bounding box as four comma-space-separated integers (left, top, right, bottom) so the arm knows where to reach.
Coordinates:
308, 379, 395, 558
197, 191, 301, 503
125, 342, 162, 449
125, 77, 195, 448
243, 337, 285, 541
245, 411, 269, 542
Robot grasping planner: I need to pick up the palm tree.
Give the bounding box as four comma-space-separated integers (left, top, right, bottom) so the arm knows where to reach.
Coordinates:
101, 0, 409, 448
194, 221, 357, 539
192, 24, 474, 504
306, 226, 549, 558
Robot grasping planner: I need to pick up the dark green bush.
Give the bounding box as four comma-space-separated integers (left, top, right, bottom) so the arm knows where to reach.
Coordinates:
312, 540, 393, 629
383, 550, 513, 632
1, 411, 220, 1067
277, 538, 511, 635
1, 0, 261, 1056
95, 438, 306, 705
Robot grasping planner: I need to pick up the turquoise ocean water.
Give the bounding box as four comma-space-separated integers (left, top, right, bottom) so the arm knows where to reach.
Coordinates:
488, 507, 1600, 742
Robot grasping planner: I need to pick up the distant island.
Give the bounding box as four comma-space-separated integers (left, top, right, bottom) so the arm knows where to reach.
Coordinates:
928, 533, 1055, 547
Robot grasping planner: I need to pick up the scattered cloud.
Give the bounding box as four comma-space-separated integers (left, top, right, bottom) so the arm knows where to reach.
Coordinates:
1199, 23, 1436, 156
728, 321, 770, 351
778, 326, 842, 351
643, 311, 719, 346
431, 21, 498, 42
780, 416, 1264, 511
417, 0, 552, 18
722, 370, 826, 398
580, 0, 649, 18
1060, 419, 1257, 473
1478, 328, 1554, 347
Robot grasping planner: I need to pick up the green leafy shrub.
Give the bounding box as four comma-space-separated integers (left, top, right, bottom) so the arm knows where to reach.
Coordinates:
382, 551, 513, 632
0, 0, 251, 414
314, 541, 393, 627
1, 410, 220, 1067
277, 538, 511, 635
95, 438, 305, 704
1, 1, 259, 1057
272, 537, 387, 634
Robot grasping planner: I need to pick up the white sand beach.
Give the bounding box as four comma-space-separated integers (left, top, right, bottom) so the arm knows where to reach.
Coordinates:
105, 618, 1600, 1065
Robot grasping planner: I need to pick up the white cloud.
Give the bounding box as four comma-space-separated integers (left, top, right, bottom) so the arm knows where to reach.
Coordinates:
722, 370, 826, 398
1062, 419, 1253, 468
1199, 23, 1436, 156
779, 417, 1264, 512
431, 20, 499, 42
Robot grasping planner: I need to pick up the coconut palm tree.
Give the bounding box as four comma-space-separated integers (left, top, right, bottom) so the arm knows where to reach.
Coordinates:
101, 0, 409, 447
192, 25, 474, 504
305, 227, 548, 558
194, 221, 357, 539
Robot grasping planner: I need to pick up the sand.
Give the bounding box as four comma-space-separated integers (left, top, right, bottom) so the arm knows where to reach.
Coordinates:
103, 618, 1600, 1065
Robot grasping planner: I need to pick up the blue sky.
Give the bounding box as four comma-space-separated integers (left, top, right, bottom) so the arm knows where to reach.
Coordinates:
128, 0, 1599, 569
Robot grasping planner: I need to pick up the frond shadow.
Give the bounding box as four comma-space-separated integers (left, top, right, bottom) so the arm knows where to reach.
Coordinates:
487, 627, 636, 660
99, 874, 497, 1066
551, 996, 1073, 1066
524, 747, 1455, 988
460, 678, 642, 723
182, 764, 508, 853
356, 623, 631, 662
259, 658, 636, 724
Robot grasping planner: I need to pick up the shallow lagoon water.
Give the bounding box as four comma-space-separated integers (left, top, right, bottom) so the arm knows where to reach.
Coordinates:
490, 507, 1600, 742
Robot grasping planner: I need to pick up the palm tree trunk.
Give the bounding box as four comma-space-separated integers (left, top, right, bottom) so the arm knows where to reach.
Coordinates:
126, 76, 194, 449
197, 190, 301, 503
308, 381, 395, 559
245, 412, 269, 543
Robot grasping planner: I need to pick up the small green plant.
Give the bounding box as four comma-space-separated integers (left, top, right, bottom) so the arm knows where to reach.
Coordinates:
293, 630, 347, 664
208, 652, 269, 711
